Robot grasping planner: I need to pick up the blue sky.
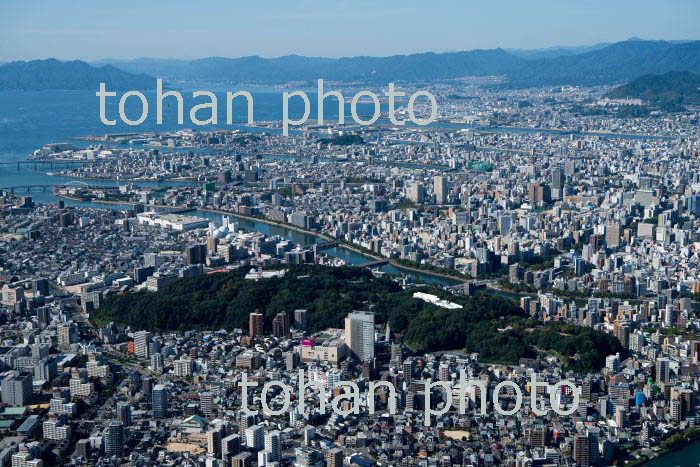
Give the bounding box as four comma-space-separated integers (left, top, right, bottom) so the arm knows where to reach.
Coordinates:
0, 0, 698, 61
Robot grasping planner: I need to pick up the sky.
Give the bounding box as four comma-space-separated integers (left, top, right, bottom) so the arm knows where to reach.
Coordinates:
0, 0, 698, 62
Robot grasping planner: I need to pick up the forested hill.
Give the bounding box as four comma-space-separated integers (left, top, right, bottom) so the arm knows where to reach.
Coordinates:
0, 59, 155, 90
606, 71, 700, 108
94, 265, 624, 371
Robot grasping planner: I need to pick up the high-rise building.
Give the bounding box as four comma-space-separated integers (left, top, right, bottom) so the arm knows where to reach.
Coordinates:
264, 430, 282, 462
105, 421, 125, 456
325, 448, 344, 467
606, 222, 621, 248
222, 433, 242, 460
1, 372, 33, 406
184, 244, 207, 265
200, 391, 214, 417
434, 176, 448, 204
272, 312, 290, 338
117, 402, 131, 426
249, 311, 264, 338
551, 166, 563, 200
408, 182, 426, 204
573, 434, 590, 467
294, 309, 308, 331
152, 384, 168, 418
345, 311, 375, 361
231, 452, 254, 467
245, 424, 264, 450
133, 330, 152, 358
656, 357, 671, 384
57, 323, 75, 346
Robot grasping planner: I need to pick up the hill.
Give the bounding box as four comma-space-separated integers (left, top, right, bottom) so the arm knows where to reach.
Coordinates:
94, 265, 624, 370
93, 39, 700, 87
606, 71, 700, 108
0, 59, 156, 90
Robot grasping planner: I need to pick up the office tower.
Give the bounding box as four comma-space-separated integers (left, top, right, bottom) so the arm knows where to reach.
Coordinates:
245, 424, 264, 450
184, 244, 207, 265
528, 183, 551, 204
249, 311, 264, 338
409, 182, 426, 204
221, 433, 241, 460
1, 372, 33, 406
104, 421, 125, 456
264, 430, 282, 462
573, 434, 590, 467
133, 330, 152, 358
36, 307, 50, 326
345, 311, 375, 361
294, 309, 308, 331
325, 448, 344, 467
133, 265, 155, 284
272, 312, 290, 338
688, 194, 700, 216
152, 384, 168, 417
656, 357, 671, 384
434, 176, 448, 204
551, 166, 563, 200
606, 222, 621, 248
207, 236, 219, 252
117, 402, 131, 426
200, 391, 214, 417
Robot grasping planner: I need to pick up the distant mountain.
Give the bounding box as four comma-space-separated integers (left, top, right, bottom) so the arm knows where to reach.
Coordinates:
505, 42, 613, 60
606, 71, 700, 107
87, 39, 700, 87
504, 40, 700, 87
96, 49, 523, 83
0, 59, 156, 90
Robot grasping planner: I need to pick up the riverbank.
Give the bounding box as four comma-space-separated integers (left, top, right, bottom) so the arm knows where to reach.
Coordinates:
192, 207, 468, 284
55, 190, 467, 286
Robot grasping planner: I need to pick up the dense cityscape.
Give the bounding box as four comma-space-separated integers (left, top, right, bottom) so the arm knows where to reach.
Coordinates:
0, 76, 699, 467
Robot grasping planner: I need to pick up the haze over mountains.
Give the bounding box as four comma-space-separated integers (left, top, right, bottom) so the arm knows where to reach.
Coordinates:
1, 39, 700, 90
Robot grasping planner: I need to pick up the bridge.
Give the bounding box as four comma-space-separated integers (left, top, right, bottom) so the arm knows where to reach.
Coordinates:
0, 160, 106, 169
0, 181, 117, 194
356, 259, 390, 268
309, 241, 339, 250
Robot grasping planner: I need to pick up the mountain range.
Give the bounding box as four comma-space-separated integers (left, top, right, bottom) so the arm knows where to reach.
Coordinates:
92, 39, 700, 87
2, 39, 700, 90
0, 59, 155, 91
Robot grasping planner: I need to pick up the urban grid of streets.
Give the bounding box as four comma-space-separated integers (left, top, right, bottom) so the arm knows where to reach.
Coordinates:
2, 82, 700, 467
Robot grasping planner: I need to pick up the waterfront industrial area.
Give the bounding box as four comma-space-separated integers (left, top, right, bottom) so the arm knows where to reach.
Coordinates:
1, 81, 700, 467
